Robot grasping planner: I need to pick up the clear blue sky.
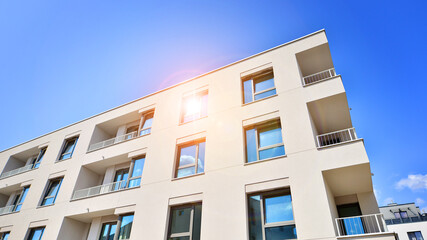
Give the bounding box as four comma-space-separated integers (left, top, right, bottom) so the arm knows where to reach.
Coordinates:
0, 1, 426, 210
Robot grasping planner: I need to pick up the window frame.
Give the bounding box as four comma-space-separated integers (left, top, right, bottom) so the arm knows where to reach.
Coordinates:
99, 221, 117, 240
40, 177, 63, 206
127, 156, 145, 188
244, 120, 285, 163
98, 213, 134, 240
31, 147, 47, 169
58, 137, 78, 161
408, 231, 424, 240
167, 203, 202, 240
0, 232, 10, 240
242, 69, 277, 104
180, 90, 208, 124
247, 189, 296, 240
138, 111, 154, 136
175, 139, 206, 179
13, 186, 30, 212
26, 227, 45, 240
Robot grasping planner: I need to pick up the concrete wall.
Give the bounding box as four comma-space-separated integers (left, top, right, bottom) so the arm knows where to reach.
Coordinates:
388, 222, 427, 240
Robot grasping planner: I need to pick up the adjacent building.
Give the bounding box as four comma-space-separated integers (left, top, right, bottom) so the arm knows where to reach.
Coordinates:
0, 30, 397, 240
380, 203, 427, 240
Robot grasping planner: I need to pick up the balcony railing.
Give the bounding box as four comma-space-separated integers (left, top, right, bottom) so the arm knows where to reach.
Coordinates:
71, 178, 141, 200
0, 164, 34, 179
336, 214, 388, 236
302, 68, 336, 86
385, 215, 427, 225
88, 131, 138, 152
0, 205, 15, 215
317, 128, 358, 148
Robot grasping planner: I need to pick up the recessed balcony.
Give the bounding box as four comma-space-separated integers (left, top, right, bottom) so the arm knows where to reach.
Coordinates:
71, 155, 145, 200
316, 128, 359, 148
336, 214, 389, 236
296, 43, 338, 86
0, 147, 46, 179
88, 110, 153, 152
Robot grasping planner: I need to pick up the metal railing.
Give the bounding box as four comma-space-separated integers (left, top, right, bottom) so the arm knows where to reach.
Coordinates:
0, 205, 15, 215
302, 68, 336, 86
88, 131, 138, 152
71, 180, 135, 200
317, 128, 358, 148
336, 214, 388, 236
0, 164, 34, 179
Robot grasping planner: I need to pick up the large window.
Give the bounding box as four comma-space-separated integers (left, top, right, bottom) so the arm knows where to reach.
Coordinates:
99, 214, 134, 240
0, 232, 10, 240
41, 178, 63, 206
31, 148, 47, 169
27, 227, 44, 240
242, 69, 276, 104
245, 120, 285, 163
128, 157, 145, 187
175, 140, 206, 178
139, 111, 154, 136
167, 203, 202, 240
58, 137, 78, 161
180, 91, 208, 123
248, 190, 296, 240
408, 232, 424, 240
12, 186, 29, 212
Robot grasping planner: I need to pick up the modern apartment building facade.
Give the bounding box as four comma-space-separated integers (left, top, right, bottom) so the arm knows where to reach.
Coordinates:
380, 203, 427, 240
0, 30, 397, 240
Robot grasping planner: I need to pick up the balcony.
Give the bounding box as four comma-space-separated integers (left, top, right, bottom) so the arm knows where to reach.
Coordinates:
296, 43, 337, 87
87, 110, 153, 152
0, 205, 15, 215
336, 214, 389, 236
71, 179, 139, 200
0, 164, 34, 179
317, 128, 358, 148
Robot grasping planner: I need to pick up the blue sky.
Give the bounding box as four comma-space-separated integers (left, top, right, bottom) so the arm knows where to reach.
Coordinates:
0, 1, 426, 210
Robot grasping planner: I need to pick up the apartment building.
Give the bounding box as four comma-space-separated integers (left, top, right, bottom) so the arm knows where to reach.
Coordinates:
380, 203, 427, 240
0, 30, 397, 240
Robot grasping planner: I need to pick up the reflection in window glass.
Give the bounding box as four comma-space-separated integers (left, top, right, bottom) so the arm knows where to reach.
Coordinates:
118, 215, 134, 240
14, 187, 29, 212
27, 227, 44, 240
181, 92, 208, 123
408, 231, 424, 240
243, 70, 276, 104
245, 121, 285, 163
41, 178, 62, 206
59, 137, 78, 160
248, 191, 296, 240
168, 203, 202, 240
140, 112, 154, 136
0, 232, 10, 240
176, 141, 205, 178
99, 223, 116, 240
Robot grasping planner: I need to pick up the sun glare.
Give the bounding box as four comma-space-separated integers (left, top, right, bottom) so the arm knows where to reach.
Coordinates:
185, 98, 201, 116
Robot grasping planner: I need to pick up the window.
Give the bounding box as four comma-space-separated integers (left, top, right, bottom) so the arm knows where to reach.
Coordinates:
139, 111, 154, 136
58, 137, 78, 161
394, 211, 409, 219
245, 120, 285, 163
128, 157, 145, 188
243, 69, 276, 104
248, 190, 296, 240
31, 148, 47, 169
125, 125, 139, 140
99, 214, 134, 240
167, 203, 202, 240
180, 91, 208, 123
99, 222, 117, 240
408, 232, 424, 240
27, 227, 44, 240
12, 186, 29, 212
0, 232, 10, 240
118, 214, 134, 240
113, 168, 129, 190
175, 140, 206, 178
41, 178, 63, 206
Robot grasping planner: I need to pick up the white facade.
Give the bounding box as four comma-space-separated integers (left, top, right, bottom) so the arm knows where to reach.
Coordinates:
0, 30, 397, 240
